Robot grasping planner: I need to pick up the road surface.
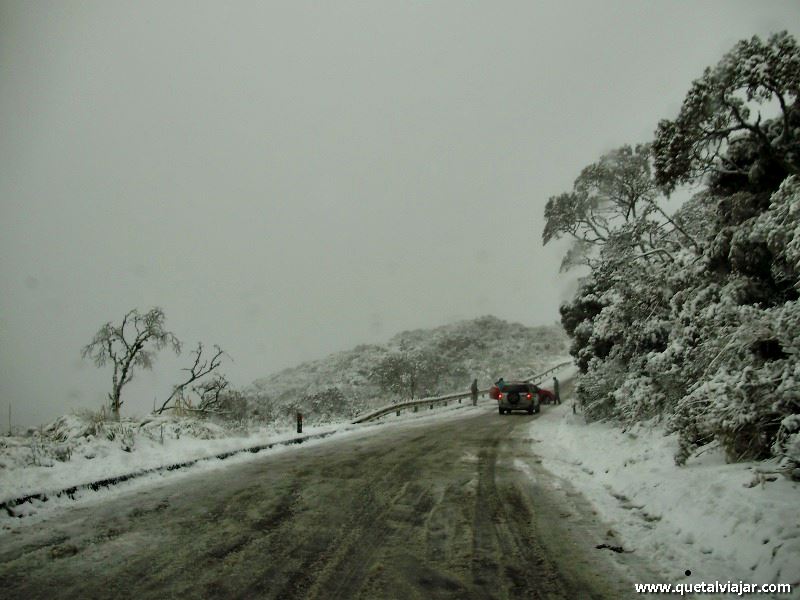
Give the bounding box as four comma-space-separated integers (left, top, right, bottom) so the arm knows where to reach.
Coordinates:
0, 403, 654, 599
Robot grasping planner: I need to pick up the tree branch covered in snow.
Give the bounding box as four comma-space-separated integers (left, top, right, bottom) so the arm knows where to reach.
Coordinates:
653, 31, 800, 194
156, 343, 228, 415
543, 144, 696, 272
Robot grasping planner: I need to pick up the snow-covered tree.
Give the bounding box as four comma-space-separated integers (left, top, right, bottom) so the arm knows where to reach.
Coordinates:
544, 145, 655, 251
543, 144, 697, 272
551, 35, 800, 473
297, 387, 365, 423
653, 31, 800, 194
370, 343, 448, 400
156, 342, 227, 415
668, 177, 800, 465
82, 307, 181, 421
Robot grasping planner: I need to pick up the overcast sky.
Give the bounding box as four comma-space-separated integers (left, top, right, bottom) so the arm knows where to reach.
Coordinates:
2, 1, 799, 427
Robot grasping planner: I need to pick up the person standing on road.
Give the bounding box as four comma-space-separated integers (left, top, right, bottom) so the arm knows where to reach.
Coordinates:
553, 376, 560, 404
470, 378, 479, 406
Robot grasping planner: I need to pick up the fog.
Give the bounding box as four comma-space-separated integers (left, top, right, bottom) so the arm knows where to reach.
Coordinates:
1, 1, 798, 427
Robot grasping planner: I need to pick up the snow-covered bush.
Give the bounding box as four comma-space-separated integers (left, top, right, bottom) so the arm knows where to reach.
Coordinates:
577, 357, 626, 421
550, 32, 800, 470
754, 176, 800, 291
562, 173, 800, 469
612, 373, 668, 424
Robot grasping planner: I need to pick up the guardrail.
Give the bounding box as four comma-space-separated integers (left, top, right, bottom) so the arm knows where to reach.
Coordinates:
352, 360, 574, 424
351, 389, 486, 424
526, 360, 572, 384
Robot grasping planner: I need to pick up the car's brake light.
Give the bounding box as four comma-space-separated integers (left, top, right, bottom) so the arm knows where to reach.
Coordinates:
498, 393, 503, 399
527, 393, 532, 399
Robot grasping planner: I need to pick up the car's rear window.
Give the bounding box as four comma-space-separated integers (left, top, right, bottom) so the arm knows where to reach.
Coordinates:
503, 384, 531, 393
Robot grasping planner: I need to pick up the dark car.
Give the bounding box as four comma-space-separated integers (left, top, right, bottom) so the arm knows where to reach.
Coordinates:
493, 381, 540, 415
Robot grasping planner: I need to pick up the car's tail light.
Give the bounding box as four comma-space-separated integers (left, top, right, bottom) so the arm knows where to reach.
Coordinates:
527, 393, 532, 399
498, 393, 503, 399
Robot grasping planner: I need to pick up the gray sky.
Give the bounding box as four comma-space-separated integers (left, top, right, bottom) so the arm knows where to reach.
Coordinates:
2, 1, 799, 427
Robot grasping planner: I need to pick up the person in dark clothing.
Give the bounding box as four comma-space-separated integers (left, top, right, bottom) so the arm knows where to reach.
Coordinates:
470, 378, 479, 406
495, 377, 506, 390
553, 376, 560, 404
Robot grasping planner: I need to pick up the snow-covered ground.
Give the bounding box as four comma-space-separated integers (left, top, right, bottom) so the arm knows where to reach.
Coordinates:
7, 363, 795, 596
0, 414, 344, 505
528, 401, 800, 595
0, 396, 484, 530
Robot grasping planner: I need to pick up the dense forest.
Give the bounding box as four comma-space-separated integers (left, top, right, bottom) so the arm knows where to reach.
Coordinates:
544, 32, 799, 470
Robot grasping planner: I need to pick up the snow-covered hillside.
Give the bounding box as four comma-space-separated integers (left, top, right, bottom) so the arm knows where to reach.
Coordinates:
246, 315, 567, 422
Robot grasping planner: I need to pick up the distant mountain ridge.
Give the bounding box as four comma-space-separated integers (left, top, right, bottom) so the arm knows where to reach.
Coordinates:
246, 316, 568, 423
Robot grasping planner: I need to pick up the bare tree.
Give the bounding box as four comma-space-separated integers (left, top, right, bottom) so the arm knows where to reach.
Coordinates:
156, 342, 226, 414
192, 374, 230, 414
82, 307, 181, 421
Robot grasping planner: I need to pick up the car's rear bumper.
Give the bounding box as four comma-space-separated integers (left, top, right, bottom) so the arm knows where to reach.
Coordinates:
498, 401, 538, 411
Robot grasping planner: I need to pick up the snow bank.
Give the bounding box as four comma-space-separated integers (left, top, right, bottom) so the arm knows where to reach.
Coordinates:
0, 413, 341, 504
529, 403, 799, 594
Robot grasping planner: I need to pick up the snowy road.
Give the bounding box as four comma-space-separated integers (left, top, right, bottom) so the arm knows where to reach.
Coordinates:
0, 404, 654, 599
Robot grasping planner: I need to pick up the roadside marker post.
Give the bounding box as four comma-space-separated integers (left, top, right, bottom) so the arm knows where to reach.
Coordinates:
297, 412, 303, 434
